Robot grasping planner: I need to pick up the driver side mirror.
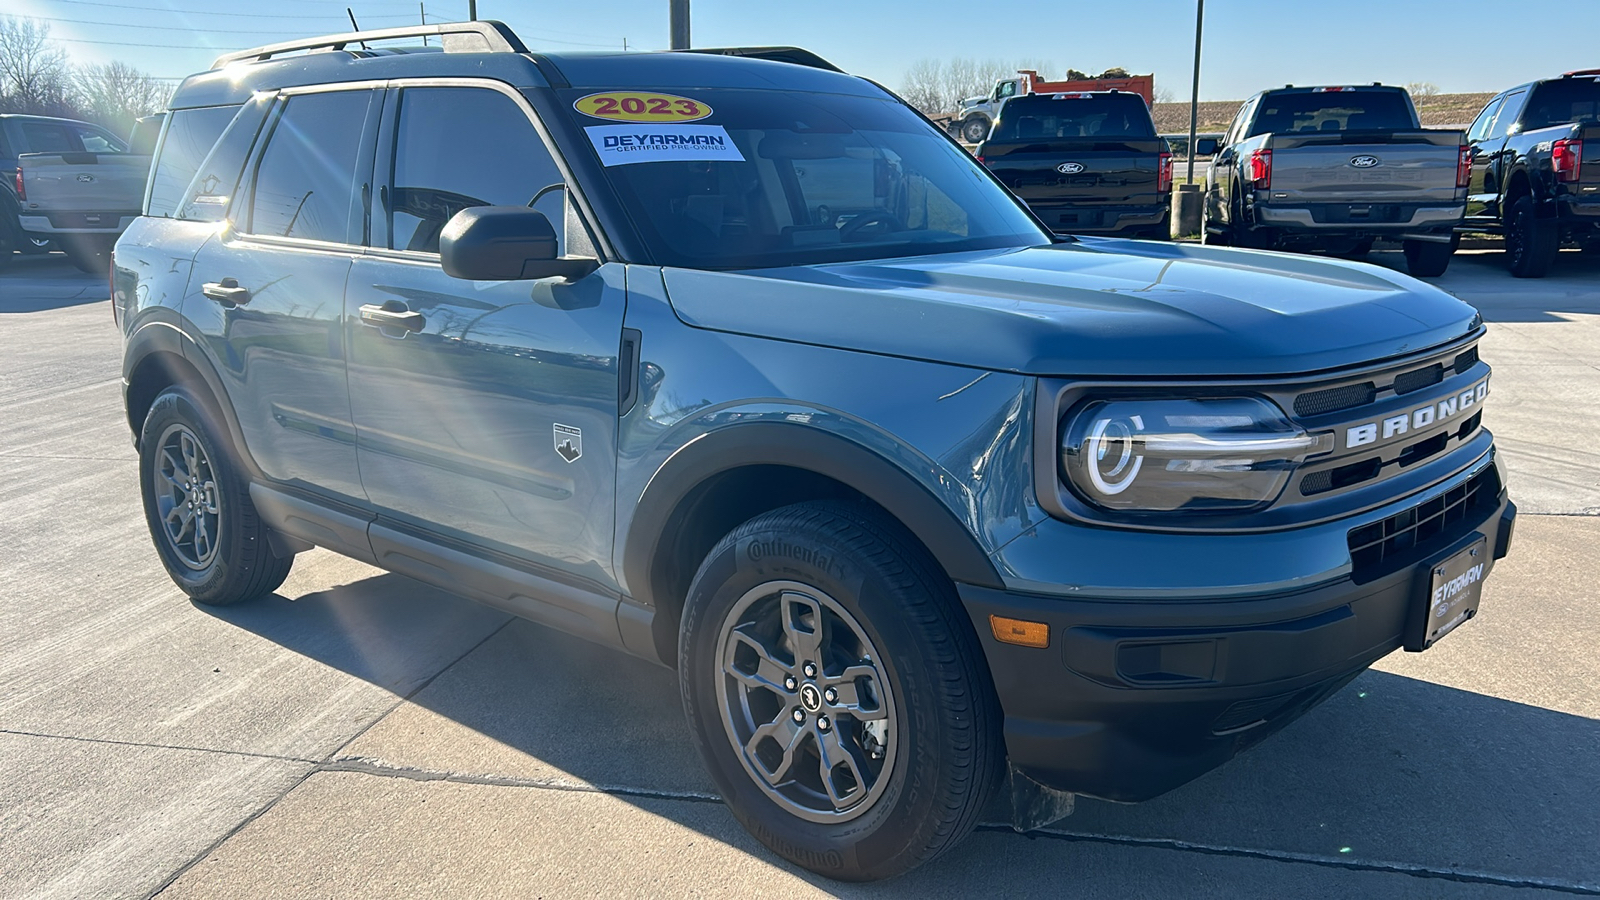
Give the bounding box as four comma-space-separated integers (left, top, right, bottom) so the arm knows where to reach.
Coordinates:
1193, 137, 1221, 157
439, 207, 598, 282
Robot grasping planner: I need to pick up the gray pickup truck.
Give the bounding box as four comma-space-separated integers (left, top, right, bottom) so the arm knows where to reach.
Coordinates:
11, 116, 151, 273
1204, 85, 1470, 277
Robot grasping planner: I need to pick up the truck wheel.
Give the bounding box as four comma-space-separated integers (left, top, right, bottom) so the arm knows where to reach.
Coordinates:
21, 236, 55, 255
138, 386, 293, 605
961, 117, 990, 144
1230, 193, 1270, 250
62, 234, 114, 275
679, 501, 1002, 881
1505, 196, 1558, 278
1402, 240, 1454, 278
1334, 237, 1374, 260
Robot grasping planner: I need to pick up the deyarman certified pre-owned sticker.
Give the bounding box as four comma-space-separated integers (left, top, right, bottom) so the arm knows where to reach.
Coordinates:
584, 124, 745, 167
573, 91, 712, 123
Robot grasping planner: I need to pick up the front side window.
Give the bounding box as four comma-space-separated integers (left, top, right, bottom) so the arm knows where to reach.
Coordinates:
387, 87, 565, 254
73, 125, 126, 153
990, 94, 1156, 141
563, 88, 1045, 269
1467, 96, 1506, 144
248, 90, 373, 243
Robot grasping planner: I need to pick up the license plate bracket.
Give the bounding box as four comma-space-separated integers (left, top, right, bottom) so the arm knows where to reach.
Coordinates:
1405, 535, 1488, 651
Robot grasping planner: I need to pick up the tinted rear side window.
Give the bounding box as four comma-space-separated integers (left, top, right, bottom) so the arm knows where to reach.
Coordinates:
387, 87, 564, 254
18, 121, 80, 153
249, 90, 373, 243
1522, 78, 1600, 130
1248, 91, 1415, 135
73, 124, 126, 153
146, 105, 240, 217
991, 94, 1156, 141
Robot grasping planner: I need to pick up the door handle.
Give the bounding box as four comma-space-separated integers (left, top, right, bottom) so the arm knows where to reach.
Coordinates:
202, 277, 251, 305
359, 303, 425, 333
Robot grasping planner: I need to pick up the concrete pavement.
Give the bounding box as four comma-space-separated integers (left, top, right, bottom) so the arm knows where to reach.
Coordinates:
2, 248, 1597, 898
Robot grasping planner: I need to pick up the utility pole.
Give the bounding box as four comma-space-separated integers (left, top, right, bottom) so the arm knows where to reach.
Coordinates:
469, 0, 477, 20
670, 0, 690, 50
1185, 0, 1204, 184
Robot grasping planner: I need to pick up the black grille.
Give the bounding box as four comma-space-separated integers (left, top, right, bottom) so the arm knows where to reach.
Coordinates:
1294, 382, 1376, 417
1392, 364, 1444, 395
1347, 468, 1496, 579
1454, 346, 1479, 375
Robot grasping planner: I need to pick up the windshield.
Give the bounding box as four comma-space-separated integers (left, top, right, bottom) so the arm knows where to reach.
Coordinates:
1523, 78, 1600, 130
990, 94, 1156, 142
562, 88, 1047, 269
1248, 91, 1415, 136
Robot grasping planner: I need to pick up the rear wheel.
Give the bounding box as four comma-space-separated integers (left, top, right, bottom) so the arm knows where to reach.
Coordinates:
138, 386, 293, 605
1403, 239, 1454, 277
21, 236, 55, 255
1505, 196, 1558, 278
679, 501, 1002, 881
1333, 237, 1375, 260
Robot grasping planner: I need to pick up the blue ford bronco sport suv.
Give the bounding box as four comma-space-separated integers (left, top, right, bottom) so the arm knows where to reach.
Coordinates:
116, 22, 1516, 881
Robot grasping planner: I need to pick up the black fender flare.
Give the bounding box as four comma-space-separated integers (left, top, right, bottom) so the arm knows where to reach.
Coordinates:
622, 422, 1006, 612
123, 314, 260, 479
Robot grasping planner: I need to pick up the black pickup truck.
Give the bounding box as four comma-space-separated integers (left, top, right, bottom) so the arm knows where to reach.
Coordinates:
1464, 70, 1600, 277
975, 91, 1171, 238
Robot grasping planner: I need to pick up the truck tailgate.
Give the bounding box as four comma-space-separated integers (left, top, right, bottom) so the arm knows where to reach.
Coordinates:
19, 152, 150, 215
981, 139, 1163, 206
1580, 124, 1600, 195
1265, 130, 1463, 204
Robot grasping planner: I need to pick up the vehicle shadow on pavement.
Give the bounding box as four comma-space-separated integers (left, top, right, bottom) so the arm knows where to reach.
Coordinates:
0, 256, 108, 313
211, 572, 1600, 894
1370, 248, 1600, 325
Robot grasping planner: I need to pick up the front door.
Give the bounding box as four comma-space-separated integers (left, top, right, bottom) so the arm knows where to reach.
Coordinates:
345, 83, 625, 589
186, 86, 380, 501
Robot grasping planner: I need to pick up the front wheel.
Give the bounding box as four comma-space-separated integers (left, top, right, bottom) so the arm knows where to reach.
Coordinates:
139, 386, 293, 605
679, 501, 1003, 881
1403, 239, 1454, 277
961, 116, 990, 144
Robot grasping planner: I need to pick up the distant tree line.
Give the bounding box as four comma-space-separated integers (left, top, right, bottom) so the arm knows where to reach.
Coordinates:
0, 16, 171, 139
900, 58, 1172, 116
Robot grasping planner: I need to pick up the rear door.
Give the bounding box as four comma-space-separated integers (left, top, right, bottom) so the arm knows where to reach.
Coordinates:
345, 81, 625, 591
1465, 93, 1506, 220
185, 86, 380, 502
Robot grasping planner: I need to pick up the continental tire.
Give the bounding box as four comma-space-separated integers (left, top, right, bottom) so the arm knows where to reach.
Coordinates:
138, 386, 292, 605
1505, 196, 1558, 278
679, 500, 1002, 881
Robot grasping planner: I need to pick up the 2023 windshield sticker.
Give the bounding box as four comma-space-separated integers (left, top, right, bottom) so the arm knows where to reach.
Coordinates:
584, 124, 746, 167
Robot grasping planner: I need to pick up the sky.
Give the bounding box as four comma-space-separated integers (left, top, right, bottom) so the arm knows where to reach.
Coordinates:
13, 0, 1600, 101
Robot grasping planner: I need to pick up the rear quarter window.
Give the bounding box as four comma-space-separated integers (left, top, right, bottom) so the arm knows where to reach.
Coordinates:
146, 105, 242, 217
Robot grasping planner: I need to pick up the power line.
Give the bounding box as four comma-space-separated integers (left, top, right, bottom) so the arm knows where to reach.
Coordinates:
23, 14, 349, 36
21, 0, 444, 20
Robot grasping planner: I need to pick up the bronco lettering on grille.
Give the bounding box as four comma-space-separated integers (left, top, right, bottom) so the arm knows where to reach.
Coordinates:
1346, 379, 1488, 449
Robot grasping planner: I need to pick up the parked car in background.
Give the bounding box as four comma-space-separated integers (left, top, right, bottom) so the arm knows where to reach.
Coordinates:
1, 114, 135, 269
977, 91, 1172, 238
15, 118, 152, 274
953, 70, 1155, 144
1463, 70, 1599, 277
1204, 85, 1469, 277
117, 21, 1515, 883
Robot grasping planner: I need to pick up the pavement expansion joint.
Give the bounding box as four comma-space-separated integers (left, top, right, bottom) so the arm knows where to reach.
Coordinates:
984, 825, 1600, 896
0, 727, 322, 765
321, 755, 724, 803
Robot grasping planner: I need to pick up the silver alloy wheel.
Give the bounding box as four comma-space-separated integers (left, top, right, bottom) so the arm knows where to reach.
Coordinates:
152, 422, 222, 570
714, 580, 898, 824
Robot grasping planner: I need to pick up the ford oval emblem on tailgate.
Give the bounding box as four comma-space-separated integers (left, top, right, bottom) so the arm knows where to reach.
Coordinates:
1350, 156, 1381, 168
1056, 162, 1086, 174
76, 173, 95, 183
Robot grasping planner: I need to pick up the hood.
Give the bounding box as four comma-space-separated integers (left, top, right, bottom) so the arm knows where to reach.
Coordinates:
660, 239, 1480, 378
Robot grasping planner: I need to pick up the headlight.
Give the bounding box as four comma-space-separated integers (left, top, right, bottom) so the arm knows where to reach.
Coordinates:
1060, 397, 1329, 513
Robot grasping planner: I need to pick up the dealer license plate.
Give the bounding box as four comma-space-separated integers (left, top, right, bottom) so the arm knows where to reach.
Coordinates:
1408, 537, 1488, 651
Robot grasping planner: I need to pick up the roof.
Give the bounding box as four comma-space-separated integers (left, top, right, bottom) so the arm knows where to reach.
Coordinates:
170, 20, 869, 110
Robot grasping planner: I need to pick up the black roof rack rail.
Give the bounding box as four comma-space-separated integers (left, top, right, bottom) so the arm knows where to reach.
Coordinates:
679, 46, 843, 73
211, 20, 527, 69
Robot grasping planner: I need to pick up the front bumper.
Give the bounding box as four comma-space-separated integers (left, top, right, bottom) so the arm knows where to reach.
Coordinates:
961, 461, 1515, 803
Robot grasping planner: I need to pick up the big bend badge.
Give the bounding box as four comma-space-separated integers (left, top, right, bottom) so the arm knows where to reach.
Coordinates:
553, 423, 582, 463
